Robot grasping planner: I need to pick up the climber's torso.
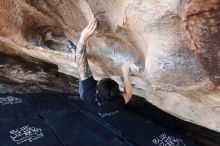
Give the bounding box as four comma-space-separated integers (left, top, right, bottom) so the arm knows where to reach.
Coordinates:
79, 76, 125, 118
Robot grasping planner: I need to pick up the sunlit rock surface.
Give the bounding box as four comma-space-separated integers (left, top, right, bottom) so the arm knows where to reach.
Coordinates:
0, 0, 220, 133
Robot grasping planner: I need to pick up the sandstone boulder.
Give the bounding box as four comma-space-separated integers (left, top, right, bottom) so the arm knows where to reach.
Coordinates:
0, 0, 219, 133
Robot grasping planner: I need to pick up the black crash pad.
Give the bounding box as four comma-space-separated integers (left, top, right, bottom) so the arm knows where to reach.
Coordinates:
0, 93, 198, 146
0, 116, 62, 146
41, 110, 126, 146
64, 94, 198, 146
0, 94, 37, 118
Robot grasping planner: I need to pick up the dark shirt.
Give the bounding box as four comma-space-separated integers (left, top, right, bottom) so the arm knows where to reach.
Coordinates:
79, 77, 125, 118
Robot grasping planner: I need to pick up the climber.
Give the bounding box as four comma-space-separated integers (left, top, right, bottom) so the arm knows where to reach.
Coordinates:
76, 20, 132, 118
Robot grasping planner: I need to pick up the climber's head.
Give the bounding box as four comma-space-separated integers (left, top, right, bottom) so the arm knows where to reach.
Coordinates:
97, 78, 120, 101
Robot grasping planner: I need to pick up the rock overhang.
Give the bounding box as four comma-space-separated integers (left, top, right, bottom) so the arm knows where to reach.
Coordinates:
0, 0, 220, 133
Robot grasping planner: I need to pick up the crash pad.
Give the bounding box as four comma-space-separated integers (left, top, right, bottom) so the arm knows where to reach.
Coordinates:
0, 93, 198, 146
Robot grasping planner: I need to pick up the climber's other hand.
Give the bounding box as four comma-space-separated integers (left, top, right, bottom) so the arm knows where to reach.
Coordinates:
122, 62, 130, 76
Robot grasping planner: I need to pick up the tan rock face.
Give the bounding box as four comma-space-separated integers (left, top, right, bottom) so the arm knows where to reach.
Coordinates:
0, 0, 220, 133
181, 0, 220, 86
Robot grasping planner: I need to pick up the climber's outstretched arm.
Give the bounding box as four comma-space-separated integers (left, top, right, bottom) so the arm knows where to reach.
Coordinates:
121, 63, 133, 103
76, 20, 97, 81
